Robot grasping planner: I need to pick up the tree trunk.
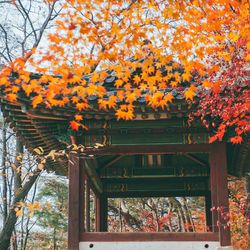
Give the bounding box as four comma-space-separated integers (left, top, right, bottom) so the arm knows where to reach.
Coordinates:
53, 228, 57, 250
0, 139, 40, 250
0, 172, 40, 249
1, 120, 8, 223
169, 197, 187, 232
181, 197, 195, 232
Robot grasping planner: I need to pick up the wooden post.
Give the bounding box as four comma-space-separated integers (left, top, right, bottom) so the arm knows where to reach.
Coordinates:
95, 195, 101, 232
205, 192, 212, 232
211, 143, 231, 246
68, 152, 80, 250
209, 149, 219, 233
79, 159, 86, 234
100, 194, 108, 232
85, 178, 90, 232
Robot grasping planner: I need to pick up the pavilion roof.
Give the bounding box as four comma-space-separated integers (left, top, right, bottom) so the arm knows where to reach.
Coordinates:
0, 63, 249, 177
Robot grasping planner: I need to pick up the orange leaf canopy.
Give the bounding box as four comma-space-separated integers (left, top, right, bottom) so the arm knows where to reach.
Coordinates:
0, 0, 249, 142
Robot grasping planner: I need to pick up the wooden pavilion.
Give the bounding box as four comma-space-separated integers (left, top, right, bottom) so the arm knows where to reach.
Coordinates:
0, 68, 249, 250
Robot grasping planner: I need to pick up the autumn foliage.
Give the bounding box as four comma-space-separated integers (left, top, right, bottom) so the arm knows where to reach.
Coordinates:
0, 0, 249, 142
229, 178, 250, 250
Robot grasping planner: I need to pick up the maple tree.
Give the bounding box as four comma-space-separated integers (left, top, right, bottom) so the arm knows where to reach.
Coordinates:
0, 1, 61, 249
108, 197, 206, 233
228, 178, 250, 250
0, 1, 249, 247
0, 0, 249, 143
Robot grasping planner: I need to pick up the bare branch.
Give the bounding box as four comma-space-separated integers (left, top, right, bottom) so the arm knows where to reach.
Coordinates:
0, 25, 12, 62
34, 0, 60, 49
16, 0, 38, 41
0, 51, 10, 63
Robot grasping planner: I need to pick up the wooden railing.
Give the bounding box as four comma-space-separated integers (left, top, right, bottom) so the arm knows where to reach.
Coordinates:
80, 232, 219, 242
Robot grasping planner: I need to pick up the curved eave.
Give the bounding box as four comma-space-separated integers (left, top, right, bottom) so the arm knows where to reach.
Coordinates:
1, 100, 68, 175
1, 97, 249, 177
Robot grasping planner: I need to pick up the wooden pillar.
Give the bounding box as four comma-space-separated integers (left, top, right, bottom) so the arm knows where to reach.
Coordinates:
85, 178, 90, 232
68, 152, 80, 250
100, 194, 108, 232
205, 192, 212, 231
211, 143, 231, 246
79, 159, 86, 234
95, 195, 101, 232
215, 143, 231, 246
209, 149, 219, 233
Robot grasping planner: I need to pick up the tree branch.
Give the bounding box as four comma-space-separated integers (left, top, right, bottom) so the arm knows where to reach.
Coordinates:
0, 24, 12, 62
16, 0, 38, 42
34, 0, 60, 49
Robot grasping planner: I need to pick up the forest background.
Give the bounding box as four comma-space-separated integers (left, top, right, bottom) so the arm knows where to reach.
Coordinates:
0, 0, 249, 249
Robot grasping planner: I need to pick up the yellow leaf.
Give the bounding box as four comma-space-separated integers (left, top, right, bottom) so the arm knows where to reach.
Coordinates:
76, 102, 90, 111
75, 114, 83, 121
34, 147, 44, 155
185, 88, 195, 101
247, 42, 250, 51
6, 93, 17, 102
245, 53, 250, 61
126, 92, 136, 103
202, 80, 212, 88
33, 201, 41, 210
164, 93, 174, 103
115, 79, 124, 88
229, 32, 238, 42
182, 73, 191, 82
15, 208, 23, 217
133, 75, 141, 85
91, 72, 99, 83
32, 95, 43, 108
16, 154, 22, 161
170, 81, 178, 87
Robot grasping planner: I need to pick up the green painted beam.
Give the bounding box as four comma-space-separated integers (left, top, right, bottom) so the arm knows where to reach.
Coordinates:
103, 176, 208, 193
105, 190, 210, 198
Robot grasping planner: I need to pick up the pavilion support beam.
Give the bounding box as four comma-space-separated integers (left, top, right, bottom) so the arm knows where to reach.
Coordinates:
85, 178, 90, 232
106, 190, 209, 198
79, 162, 85, 234
95, 195, 101, 232
82, 144, 212, 155
68, 152, 80, 250
210, 143, 231, 246
205, 192, 212, 232
209, 149, 219, 233
215, 143, 231, 246
99, 194, 108, 232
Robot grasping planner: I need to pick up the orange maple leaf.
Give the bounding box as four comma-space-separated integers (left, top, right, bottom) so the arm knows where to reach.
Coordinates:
7, 93, 17, 102
185, 88, 195, 101
164, 93, 174, 103
32, 95, 43, 108
133, 75, 141, 85
230, 136, 243, 144
70, 120, 80, 131
115, 79, 124, 88
212, 81, 222, 94
76, 102, 90, 111
75, 115, 83, 121
202, 80, 212, 88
